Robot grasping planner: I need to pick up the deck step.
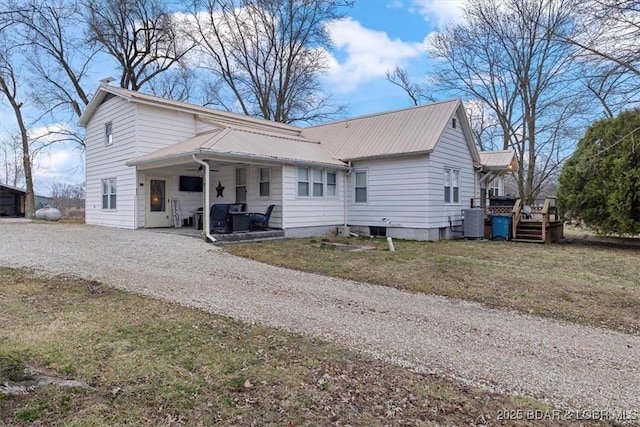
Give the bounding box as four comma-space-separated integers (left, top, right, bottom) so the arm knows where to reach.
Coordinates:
512, 238, 545, 243
515, 220, 544, 242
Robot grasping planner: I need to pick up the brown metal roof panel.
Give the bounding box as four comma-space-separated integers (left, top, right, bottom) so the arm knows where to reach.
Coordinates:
303, 99, 460, 160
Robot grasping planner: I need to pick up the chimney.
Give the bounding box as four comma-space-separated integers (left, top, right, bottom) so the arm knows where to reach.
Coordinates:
99, 77, 115, 86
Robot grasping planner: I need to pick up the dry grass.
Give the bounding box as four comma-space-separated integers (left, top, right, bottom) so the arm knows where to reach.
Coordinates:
224, 228, 640, 335
0, 267, 615, 426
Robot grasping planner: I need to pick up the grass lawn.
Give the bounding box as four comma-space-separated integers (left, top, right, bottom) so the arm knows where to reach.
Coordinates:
224, 228, 640, 335
0, 267, 615, 426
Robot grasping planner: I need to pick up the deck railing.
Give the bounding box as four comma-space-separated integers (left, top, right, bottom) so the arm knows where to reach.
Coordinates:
512, 199, 522, 239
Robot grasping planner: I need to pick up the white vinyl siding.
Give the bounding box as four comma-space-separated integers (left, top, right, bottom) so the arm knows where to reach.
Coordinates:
134, 104, 197, 157
84, 96, 138, 229
347, 157, 429, 229
426, 111, 476, 229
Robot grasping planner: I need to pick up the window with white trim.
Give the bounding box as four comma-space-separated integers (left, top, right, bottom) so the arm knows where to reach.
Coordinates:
326, 171, 336, 196
355, 170, 367, 203
297, 167, 309, 196
312, 168, 324, 197
444, 168, 460, 204
235, 167, 247, 202
488, 178, 501, 198
297, 167, 336, 197
101, 178, 117, 210
105, 122, 113, 146
259, 167, 270, 197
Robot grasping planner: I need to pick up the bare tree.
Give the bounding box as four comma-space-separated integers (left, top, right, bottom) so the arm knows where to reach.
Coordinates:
7, 0, 99, 148
50, 181, 85, 212
386, 66, 433, 106
186, 0, 350, 124
565, 0, 640, 76
85, 0, 194, 91
0, 36, 36, 218
429, 0, 587, 203
0, 135, 24, 187
560, 1, 640, 115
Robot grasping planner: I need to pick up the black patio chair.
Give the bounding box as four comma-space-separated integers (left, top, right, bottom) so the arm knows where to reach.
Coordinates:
248, 205, 275, 230
210, 204, 231, 232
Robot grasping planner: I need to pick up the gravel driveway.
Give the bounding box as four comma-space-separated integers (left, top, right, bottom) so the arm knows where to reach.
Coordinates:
1, 221, 639, 415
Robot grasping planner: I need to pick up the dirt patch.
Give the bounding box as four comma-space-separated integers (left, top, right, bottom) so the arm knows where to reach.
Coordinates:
315, 242, 378, 252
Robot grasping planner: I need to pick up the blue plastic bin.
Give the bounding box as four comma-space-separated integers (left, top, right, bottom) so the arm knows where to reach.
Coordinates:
491, 215, 511, 241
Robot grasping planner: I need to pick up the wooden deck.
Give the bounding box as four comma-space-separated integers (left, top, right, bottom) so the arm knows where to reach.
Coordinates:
484, 198, 564, 243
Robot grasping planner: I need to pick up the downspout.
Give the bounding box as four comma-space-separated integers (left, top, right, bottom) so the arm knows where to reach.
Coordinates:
344, 161, 352, 227
192, 154, 216, 243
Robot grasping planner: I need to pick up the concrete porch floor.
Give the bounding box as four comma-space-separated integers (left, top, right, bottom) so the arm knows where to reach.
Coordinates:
144, 226, 285, 243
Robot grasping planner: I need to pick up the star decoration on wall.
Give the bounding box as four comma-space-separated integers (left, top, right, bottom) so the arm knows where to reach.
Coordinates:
215, 181, 225, 198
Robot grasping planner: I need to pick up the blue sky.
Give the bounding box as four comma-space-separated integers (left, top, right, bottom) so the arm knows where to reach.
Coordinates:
0, 0, 465, 195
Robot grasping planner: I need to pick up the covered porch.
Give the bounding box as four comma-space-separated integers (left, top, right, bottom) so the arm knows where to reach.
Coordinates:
129, 157, 285, 242
126, 122, 347, 242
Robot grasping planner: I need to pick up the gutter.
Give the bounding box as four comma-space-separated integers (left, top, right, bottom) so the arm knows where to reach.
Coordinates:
192, 154, 216, 243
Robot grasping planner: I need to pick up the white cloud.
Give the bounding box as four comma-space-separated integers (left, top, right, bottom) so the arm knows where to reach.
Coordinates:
33, 145, 84, 184
324, 18, 425, 93
410, 0, 466, 27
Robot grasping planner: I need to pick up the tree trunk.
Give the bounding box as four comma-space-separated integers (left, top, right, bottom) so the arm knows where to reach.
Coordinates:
16, 107, 36, 219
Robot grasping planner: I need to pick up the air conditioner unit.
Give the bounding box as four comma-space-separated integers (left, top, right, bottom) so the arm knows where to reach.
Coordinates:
463, 208, 485, 239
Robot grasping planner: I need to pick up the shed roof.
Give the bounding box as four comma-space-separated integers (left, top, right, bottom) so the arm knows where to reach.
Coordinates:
127, 122, 345, 168
301, 99, 477, 161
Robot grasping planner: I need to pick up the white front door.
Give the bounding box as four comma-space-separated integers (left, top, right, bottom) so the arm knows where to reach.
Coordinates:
145, 177, 172, 228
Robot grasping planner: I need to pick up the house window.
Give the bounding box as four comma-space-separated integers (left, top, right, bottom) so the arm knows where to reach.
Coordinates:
312, 168, 324, 197
235, 167, 247, 203
105, 122, 113, 146
355, 171, 367, 203
259, 167, 270, 197
327, 171, 336, 196
489, 178, 501, 198
297, 167, 309, 196
444, 168, 460, 204
452, 118, 457, 129
297, 167, 336, 197
101, 178, 116, 210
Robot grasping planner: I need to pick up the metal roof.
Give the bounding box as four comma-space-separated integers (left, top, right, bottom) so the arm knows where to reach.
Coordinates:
128, 125, 346, 168
79, 85, 301, 136
301, 99, 464, 160
479, 150, 517, 171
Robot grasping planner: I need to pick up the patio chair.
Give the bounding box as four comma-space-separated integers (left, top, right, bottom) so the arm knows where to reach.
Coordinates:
210, 203, 231, 232
248, 205, 275, 230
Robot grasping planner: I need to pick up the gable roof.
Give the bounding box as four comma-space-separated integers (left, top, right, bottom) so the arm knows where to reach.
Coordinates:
127, 120, 346, 168
78, 85, 301, 136
301, 99, 480, 163
81, 85, 514, 171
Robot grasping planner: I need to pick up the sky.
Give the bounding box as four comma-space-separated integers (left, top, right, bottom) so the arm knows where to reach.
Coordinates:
0, 0, 465, 196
